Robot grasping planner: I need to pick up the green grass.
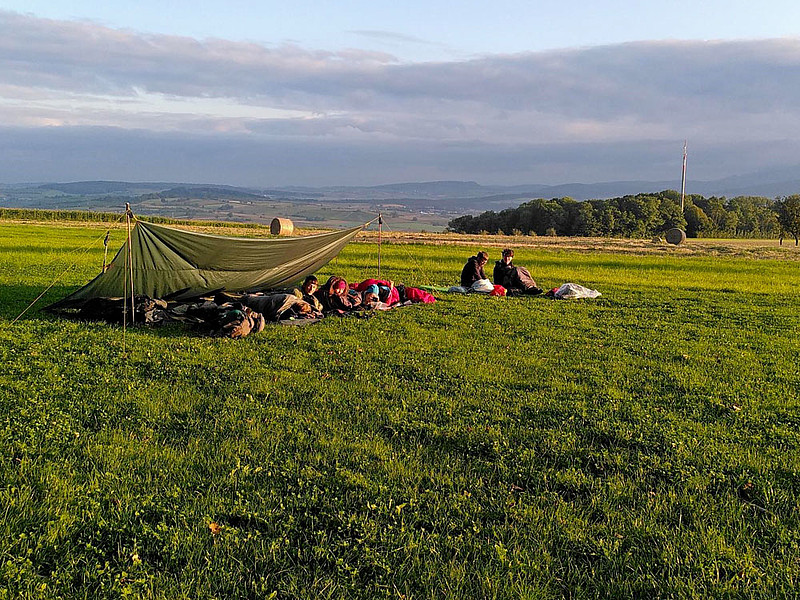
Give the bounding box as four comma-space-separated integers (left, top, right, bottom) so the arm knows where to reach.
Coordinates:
1, 223, 799, 599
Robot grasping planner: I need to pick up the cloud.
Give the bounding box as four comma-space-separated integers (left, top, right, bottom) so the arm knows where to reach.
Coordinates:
348, 29, 446, 51
3, 125, 799, 187
2, 10, 800, 184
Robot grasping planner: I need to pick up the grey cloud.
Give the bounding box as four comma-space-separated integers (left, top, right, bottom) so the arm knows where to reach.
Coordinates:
349, 30, 438, 46
3, 10, 800, 184
4, 9, 800, 117
2, 125, 798, 186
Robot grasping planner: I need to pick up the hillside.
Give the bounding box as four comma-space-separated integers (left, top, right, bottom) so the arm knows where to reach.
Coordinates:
3, 166, 800, 231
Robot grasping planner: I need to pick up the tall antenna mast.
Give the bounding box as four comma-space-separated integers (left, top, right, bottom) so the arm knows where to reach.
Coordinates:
680, 140, 687, 212
377, 213, 382, 278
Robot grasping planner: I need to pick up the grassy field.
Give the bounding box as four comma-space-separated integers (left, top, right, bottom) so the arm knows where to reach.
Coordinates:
1, 222, 799, 599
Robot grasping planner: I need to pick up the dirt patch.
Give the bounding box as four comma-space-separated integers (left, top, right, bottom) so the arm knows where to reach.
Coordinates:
352, 231, 800, 260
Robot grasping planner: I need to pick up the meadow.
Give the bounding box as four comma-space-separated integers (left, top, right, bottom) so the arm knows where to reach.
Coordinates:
1, 221, 799, 599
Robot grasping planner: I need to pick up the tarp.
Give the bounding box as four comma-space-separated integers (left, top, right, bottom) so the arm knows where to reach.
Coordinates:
48, 220, 363, 309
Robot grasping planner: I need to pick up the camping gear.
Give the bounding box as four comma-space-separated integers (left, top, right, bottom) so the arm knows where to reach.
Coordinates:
402, 287, 436, 304
48, 218, 363, 310
471, 279, 494, 293
552, 283, 602, 299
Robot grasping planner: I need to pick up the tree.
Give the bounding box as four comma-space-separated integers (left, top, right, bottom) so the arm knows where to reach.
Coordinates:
684, 203, 712, 237
776, 195, 800, 245
657, 195, 687, 232
574, 201, 600, 236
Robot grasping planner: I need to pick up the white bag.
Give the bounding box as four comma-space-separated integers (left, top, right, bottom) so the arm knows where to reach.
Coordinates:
553, 283, 601, 299
470, 279, 494, 293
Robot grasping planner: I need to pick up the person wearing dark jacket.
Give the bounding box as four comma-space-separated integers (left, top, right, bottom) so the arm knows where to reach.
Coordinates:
493, 248, 543, 295
460, 251, 489, 288
292, 275, 324, 312
314, 276, 361, 314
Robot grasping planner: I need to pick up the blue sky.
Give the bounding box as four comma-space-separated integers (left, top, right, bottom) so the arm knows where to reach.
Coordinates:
1, 2, 800, 186
6, 0, 800, 61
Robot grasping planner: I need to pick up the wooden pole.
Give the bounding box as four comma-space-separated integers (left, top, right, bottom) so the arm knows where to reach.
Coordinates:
126, 204, 135, 324
102, 230, 110, 273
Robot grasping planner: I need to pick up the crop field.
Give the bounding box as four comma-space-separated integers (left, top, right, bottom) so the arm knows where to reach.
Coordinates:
1, 222, 799, 599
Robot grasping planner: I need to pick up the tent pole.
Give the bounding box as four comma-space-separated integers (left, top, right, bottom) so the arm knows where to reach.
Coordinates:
126, 204, 135, 324
102, 230, 110, 273
378, 212, 382, 278
122, 211, 128, 341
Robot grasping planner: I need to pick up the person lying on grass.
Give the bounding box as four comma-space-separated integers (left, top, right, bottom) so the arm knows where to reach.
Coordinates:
351, 278, 437, 308
292, 275, 324, 312
493, 248, 543, 296
351, 278, 398, 306
314, 276, 362, 314
222, 292, 319, 321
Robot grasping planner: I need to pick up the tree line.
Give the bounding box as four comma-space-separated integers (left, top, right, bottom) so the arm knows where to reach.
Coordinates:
447, 191, 800, 243
0, 208, 265, 229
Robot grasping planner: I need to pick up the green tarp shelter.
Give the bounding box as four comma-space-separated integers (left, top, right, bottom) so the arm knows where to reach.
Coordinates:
48, 219, 363, 309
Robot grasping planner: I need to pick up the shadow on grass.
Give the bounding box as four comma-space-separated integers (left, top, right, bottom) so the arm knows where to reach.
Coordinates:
0, 284, 79, 321
0, 284, 196, 341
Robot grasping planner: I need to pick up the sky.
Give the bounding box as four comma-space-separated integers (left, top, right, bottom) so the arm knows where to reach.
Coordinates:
2, 1, 800, 186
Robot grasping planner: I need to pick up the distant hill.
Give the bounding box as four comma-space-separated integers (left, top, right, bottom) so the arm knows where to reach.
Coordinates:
144, 186, 268, 201
20, 166, 800, 205
366, 181, 489, 197
38, 181, 173, 195
5, 166, 800, 224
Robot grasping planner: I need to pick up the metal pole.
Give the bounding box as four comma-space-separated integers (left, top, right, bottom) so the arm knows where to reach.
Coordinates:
377, 213, 382, 278
680, 140, 687, 212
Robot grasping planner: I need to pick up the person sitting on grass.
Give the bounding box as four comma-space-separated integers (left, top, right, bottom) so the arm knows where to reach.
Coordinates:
460, 251, 490, 288
493, 248, 543, 295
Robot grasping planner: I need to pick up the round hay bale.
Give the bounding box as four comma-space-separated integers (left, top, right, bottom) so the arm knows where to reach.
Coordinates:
270, 217, 294, 236
665, 228, 686, 245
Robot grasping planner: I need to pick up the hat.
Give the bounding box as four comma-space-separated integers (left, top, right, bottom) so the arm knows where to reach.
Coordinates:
333, 279, 347, 291
364, 284, 380, 296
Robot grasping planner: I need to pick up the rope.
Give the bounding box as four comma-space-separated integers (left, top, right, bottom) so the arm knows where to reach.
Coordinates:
11, 217, 127, 323
377, 218, 435, 285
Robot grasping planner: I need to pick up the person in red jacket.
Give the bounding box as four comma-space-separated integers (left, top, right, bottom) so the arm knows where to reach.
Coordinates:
351, 279, 399, 306
352, 278, 437, 307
